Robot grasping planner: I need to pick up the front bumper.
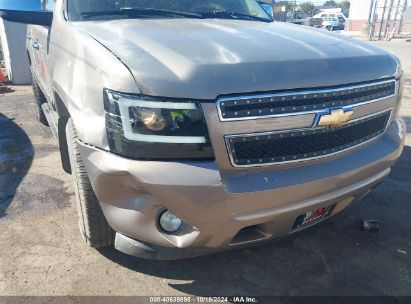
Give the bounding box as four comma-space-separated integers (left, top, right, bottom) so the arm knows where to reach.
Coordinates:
79, 118, 406, 260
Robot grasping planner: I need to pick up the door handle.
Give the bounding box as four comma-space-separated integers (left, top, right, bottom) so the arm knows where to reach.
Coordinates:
26, 33, 32, 40
32, 42, 40, 50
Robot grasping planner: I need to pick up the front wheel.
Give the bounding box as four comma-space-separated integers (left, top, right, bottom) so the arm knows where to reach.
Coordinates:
66, 118, 114, 248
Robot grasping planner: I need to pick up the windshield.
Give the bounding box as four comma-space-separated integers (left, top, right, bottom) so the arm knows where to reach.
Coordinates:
67, 0, 272, 22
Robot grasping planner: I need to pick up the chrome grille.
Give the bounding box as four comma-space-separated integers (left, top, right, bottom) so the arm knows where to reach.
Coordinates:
226, 110, 392, 167
218, 79, 396, 121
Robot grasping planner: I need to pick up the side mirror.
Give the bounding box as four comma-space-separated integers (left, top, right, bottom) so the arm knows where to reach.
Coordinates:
0, 0, 52, 26
260, 4, 274, 17
0, 10, 52, 26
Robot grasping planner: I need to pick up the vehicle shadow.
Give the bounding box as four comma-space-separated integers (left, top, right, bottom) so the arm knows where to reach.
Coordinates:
0, 113, 34, 218
98, 117, 411, 296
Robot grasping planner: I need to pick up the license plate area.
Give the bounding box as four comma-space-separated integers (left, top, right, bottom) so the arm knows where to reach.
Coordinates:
292, 204, 336, 231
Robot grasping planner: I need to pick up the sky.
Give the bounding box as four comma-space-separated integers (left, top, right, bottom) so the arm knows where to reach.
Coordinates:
0, 0, 41, 10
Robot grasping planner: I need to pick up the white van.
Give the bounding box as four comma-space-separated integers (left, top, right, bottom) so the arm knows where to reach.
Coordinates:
314, 12, 347, 22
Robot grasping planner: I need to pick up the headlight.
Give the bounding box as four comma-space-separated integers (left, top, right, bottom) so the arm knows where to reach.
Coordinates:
104, 89, 214, 160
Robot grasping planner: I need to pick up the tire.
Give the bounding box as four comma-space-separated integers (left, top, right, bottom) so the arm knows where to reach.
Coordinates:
66, 118, 114, 248
31, 74, 49, 126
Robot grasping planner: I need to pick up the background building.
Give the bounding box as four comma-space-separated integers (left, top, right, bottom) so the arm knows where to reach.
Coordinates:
346, 0, 411, 38
0, 20, 31, 84
0, 0, 41, 84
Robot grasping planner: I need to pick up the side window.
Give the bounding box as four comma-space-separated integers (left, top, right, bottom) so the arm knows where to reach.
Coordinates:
42, 0, 55, 11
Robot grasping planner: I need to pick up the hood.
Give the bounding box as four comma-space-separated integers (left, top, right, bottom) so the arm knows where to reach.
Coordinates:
75, 19, 398, 99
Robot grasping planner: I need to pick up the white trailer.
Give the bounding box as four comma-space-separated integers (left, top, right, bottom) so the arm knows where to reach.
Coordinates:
0, 18, 31, 84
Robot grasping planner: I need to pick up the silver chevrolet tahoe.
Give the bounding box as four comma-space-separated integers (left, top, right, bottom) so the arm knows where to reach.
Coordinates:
0, 0, 406, 260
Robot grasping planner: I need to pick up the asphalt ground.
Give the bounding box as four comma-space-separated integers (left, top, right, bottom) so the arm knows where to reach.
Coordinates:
0, 39, 410, 298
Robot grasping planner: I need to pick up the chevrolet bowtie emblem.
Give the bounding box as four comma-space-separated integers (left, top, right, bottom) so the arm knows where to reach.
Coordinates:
317, 108, 354, 128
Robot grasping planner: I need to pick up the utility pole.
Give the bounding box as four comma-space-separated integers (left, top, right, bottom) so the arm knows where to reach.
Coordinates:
398, 0, 408, 35
378, 0, 388, 40
393, 0, 402, 36
368, 0, 378, 40
383, 0, 395, 39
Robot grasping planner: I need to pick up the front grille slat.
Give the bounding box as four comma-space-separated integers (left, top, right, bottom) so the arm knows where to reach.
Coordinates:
218, 80, 396, 121
226, 110, 391, 167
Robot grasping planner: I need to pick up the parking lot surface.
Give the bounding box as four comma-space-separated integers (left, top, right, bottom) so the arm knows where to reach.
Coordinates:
0, 40, 410, 297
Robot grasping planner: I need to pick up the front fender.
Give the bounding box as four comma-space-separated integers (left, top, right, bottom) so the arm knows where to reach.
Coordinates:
49, 16, 140, 150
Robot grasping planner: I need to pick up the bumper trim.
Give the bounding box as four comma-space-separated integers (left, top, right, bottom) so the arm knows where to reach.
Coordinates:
114, 233, 216, 260
232, 168, 391, 222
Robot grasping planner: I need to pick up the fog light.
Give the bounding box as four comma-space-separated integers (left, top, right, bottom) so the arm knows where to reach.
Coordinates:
159, 210, 183, 233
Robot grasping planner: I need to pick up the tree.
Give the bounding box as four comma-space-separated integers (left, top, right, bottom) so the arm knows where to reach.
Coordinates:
323, 0, 338, 8
286, 0, 297, 13
338, 1, 351, 16
299, 2, 318, 17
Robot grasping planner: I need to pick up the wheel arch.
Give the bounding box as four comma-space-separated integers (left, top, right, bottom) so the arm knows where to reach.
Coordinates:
54, 91, 72, 174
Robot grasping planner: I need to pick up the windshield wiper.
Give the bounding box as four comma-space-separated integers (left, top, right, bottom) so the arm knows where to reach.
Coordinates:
81, 10, 124, 19
121, 7, 204, 19
200, 11, 272, 23
81, 7, 204, 20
